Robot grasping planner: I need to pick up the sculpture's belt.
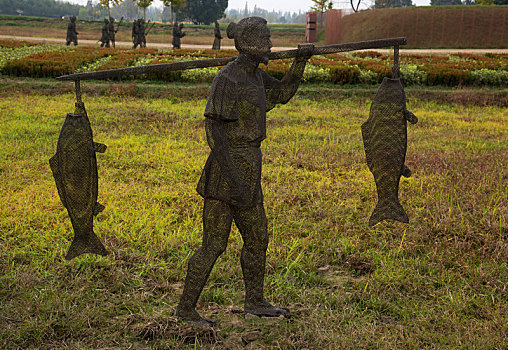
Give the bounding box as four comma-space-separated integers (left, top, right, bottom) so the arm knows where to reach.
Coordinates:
229, 142, 261, 149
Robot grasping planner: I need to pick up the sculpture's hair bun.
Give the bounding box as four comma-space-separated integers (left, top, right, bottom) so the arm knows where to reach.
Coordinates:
226, 22, 236, 39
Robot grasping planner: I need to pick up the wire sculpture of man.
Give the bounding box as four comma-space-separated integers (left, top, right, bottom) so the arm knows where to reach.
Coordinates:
176, 16, 313, 327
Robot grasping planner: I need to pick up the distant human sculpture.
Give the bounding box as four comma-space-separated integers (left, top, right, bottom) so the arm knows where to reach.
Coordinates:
133, 19, 147, 49
66, 16, 78, 46
99, 18, 110, 47
108, 17, 116, 48
212, 21, 222, 50
172, 22, 186, 49
176, 16, 314, 327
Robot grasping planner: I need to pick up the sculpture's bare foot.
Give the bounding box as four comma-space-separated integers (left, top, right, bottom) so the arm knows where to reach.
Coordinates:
244, 300, 290, 318
176, 307, 217, 327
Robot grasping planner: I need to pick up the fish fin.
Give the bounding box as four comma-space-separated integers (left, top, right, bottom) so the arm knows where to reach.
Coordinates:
404, 110, 418, 124
402, 165, 412, 178
65, 233, 108, 260
369, 200, 409, 226
93, 202, 105, 216
94, 142, 107, 153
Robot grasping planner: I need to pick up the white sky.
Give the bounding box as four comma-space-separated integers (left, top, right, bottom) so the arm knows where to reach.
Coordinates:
66, 0, 431, 14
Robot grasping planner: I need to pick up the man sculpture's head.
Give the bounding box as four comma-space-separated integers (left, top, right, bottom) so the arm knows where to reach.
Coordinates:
227, 17, 272, 64
70, 16, 76, 23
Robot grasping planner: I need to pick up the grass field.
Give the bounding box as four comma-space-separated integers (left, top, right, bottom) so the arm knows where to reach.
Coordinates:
0, 78, 506, 349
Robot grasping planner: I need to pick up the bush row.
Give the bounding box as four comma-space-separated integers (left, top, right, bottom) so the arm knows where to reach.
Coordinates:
1, 45, 506, 86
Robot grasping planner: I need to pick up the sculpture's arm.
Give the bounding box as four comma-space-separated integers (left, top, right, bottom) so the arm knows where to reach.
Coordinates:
264, 44, 314, 111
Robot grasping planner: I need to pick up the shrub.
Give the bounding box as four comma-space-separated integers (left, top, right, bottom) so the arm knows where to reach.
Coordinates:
330, 64, 361, 84
303, 64, 332, 83
470, 69, 508, 86
400, 65, 428, 85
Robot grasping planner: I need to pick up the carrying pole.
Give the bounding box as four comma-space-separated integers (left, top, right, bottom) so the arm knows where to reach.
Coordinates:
57, 37, 407, 81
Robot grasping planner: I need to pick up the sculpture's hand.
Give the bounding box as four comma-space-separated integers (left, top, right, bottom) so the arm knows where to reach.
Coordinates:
296, 43, 314, 62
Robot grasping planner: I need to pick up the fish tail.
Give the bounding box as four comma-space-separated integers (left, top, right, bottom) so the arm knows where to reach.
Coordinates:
65, 233, 108, 260
368, 199, 409, 226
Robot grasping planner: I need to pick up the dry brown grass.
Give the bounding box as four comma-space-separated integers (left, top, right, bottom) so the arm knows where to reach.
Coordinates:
336, 6, 508, 48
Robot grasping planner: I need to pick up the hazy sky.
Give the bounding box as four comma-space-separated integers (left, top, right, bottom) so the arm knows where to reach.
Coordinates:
66, 0, 431, 14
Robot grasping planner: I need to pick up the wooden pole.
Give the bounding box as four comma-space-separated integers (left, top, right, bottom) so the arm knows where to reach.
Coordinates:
57, 37, 408, 81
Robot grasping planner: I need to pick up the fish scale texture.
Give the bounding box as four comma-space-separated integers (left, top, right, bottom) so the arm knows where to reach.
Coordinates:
361, 78, 409, 226
50, 106, 107, 260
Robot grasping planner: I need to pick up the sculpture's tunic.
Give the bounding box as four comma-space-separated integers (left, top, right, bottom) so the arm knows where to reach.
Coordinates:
197, 55, 283, 207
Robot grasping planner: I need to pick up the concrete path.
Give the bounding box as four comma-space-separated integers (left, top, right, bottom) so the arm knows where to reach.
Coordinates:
1, 35, 507, 53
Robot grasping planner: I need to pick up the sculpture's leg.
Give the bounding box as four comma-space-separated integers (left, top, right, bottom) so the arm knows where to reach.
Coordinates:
176, 198, 232, 326
234, 203, 289, 317
233, 203, 268, 306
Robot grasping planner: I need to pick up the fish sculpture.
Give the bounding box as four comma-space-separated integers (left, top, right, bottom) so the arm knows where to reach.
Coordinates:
49, 103, 108, 260
361, 77, 418, 226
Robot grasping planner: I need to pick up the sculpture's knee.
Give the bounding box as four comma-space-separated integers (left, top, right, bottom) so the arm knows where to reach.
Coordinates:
244, 232, 268, 252
207, 239, 228, 259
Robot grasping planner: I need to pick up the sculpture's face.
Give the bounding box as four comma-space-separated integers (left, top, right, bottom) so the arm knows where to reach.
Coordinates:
237, 23, 272, 62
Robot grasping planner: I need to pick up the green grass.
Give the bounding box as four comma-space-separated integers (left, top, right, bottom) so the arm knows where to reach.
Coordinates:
0, 79, 506, 349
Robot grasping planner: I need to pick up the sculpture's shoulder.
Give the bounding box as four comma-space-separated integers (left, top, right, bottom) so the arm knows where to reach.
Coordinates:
213, 60, 241, 85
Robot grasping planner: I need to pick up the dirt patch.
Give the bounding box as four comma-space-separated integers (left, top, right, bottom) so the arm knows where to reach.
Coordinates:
344, 254, 376, 275
128, 315, 221, 344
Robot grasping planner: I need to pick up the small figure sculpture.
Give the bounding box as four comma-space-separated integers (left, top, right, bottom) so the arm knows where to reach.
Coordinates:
99, 18, 110, 47
66, 16, 78, 46
176, 16, 313, 327
108, 17, 116, 48
172, 22, 186, 49
212, 21, 222, 50
133, 19, 147, 49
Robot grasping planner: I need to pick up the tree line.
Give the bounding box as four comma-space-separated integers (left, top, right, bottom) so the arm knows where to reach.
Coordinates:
226, 5, 307, 24
0, 0, 81, 17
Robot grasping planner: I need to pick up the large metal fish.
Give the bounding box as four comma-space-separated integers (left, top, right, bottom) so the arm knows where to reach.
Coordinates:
49, 102, 108, 260
361, 77, 418, 226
